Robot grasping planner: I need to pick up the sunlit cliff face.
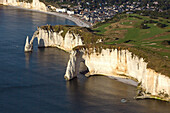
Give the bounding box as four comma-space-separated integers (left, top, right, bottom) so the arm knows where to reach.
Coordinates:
24, 28, 84, 52
64, 48, 170, 101
37, 29, 83, 51
24, 27, 170, 101
25, 26, 103, 52
1, 0, 47, 11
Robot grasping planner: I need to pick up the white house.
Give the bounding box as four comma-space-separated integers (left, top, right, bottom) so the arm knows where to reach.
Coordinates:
67, 11, 74, 15
56, 8, 67, 13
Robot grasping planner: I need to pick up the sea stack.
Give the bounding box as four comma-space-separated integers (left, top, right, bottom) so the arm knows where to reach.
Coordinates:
24, 36, 32, 52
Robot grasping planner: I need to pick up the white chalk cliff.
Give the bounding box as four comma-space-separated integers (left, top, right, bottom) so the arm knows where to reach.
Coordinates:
24, 26, 170, 101
64, 48, 170, 101
0, 0, 47, 11
24, 27, 86, 52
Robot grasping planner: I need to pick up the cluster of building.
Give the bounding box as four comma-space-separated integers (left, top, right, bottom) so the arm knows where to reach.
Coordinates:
48, 1, 161, 25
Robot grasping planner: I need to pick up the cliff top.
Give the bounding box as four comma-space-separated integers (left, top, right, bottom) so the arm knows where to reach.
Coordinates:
40, 25, 103, 44
74, 44, 170, 77
93, 13, 170, 59
76, 13, 170, 77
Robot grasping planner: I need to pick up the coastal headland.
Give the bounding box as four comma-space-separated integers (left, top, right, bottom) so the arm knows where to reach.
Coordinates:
1, 0, 169, 102
0, 0, 91, 27
24, 21, 170, 101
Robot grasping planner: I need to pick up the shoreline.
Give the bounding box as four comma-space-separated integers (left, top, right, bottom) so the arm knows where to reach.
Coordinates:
1, 4, 91, 28
9, 4, 137, 87
108, 75, 138, 86
8, 4, 169, 102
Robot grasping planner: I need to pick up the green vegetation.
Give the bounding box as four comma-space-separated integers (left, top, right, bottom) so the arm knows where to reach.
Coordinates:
93, 23, 111, 35
161, 40, 170, 45
93, 13, 170, 58
39, 0, 59, 7
19, 0, 33, 3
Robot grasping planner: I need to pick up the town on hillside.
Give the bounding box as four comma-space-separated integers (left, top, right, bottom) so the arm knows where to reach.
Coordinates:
45, 0, 170, 25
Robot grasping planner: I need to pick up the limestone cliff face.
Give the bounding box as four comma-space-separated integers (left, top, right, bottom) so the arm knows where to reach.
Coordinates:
24, 25, 169, 101
37, 28, 84, 51
24, 28, 85, 52
0, 0, 47, 11
64, 48, 170, 101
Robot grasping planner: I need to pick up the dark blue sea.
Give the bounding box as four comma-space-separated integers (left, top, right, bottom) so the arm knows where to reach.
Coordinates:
0, 5, 169, 113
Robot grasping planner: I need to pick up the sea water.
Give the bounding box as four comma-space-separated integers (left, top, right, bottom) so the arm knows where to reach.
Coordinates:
0, 5, 169, 113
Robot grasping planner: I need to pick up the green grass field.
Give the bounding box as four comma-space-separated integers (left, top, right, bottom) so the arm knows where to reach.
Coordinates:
93, 14, 170, 58
93, 23, 111, 35
91, 14, 170, 76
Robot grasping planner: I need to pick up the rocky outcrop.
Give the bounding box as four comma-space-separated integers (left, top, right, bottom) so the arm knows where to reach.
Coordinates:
24, 26, 101, 52
24, 25, 169, 101
64, 48, 170, 101
24, 36, 33, 52
0, 0, 47, 11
